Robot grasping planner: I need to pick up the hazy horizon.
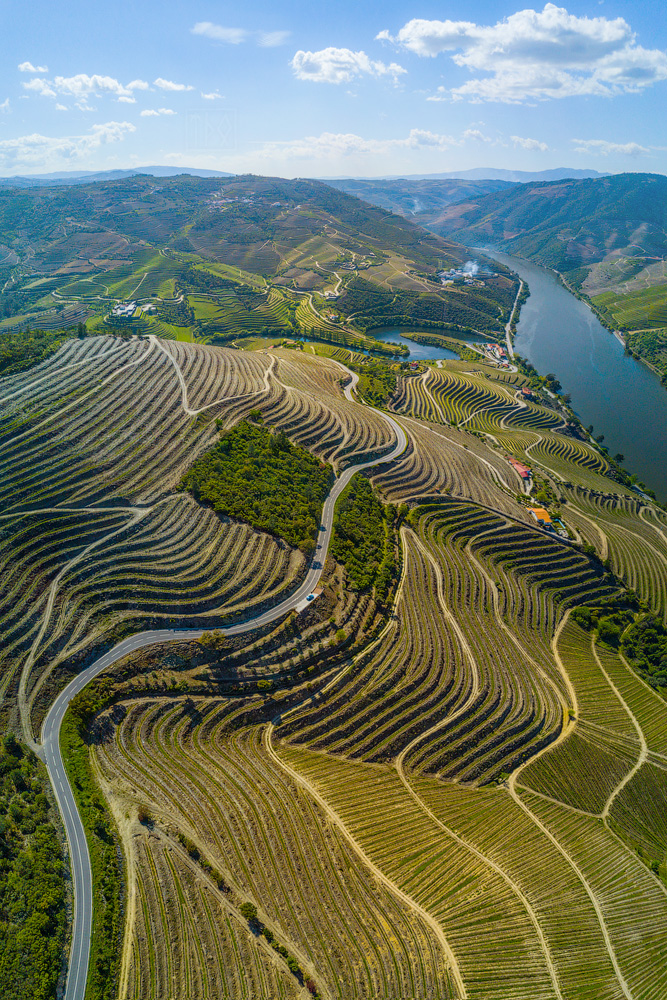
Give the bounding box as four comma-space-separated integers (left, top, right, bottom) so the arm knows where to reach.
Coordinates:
2, 1, 667, 179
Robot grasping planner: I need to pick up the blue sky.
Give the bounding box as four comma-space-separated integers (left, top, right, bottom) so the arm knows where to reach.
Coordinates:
1, 0, 666, 177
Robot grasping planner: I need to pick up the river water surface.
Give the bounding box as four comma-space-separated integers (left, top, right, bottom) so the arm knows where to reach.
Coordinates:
483, 250, 667, 500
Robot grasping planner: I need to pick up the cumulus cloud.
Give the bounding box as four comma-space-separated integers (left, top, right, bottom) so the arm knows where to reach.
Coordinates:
290, 47, 406, 84
511, 134, 549, 151
0, 120, 135, 169
572, 137, 650, 156
463, 127, 494, 143
379, 4, 667, 103
154, 77, 194, 91
18, 61, 48, 73
254, 128, 458, 160
21, 73, 150, 103
140, 107, 176, 117
0, 98, 10, 115
201, 91, 223, 100
22, 78, 57, 98
191, 22, 248, 44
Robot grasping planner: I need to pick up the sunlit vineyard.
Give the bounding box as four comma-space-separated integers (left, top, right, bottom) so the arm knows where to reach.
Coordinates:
2, 331, 666, 1000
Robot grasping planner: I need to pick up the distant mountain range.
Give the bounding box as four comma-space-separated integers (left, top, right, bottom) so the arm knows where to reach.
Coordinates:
327, 168, 608, 183
0, 166, 233, 187
326, 178, 514, 222
427, 172, 667, 271
0, 165, 613, 189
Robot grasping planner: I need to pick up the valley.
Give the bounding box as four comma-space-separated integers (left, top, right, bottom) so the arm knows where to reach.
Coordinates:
0, 173, 666, 1000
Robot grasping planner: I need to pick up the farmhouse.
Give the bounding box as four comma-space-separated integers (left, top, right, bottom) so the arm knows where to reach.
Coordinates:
111, 300, 137, 318
508, 457, 531, 480
528, 507, 554, 529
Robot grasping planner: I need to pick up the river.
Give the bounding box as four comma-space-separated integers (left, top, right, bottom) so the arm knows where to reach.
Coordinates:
483, 250, 667, 501
365, 260, 667, 500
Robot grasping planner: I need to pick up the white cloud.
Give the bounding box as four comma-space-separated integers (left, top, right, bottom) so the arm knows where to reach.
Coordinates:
253, 128, 458, 161
191, 22, 248, 44
258, 31, 290, 48
22, 78, 57, 98
154, 77, 194, 92
118, 95, 136, 104
18, 61, 48, 73
511, 134, 549, 151
55, 103, 67, 112
201, 91, 223, 100
463, 127, 494, 143
0, 99, 10, 115
140, 107, 176, 117
0, 120, 135, 169
379, 4, 667, 103
191, 22, 290, 47
290, 47, 406, 84
21, 73, 150, 103
572, 137, 650, 156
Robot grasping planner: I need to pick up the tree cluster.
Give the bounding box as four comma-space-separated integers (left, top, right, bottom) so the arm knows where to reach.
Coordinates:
0, 325, 81, 376
572, 595, 667, 689
330, 474, 397, 603
181, 420, 333, 552
0, 735, 66, 1000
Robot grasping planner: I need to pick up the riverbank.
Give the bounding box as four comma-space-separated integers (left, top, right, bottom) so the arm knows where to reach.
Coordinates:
483, 248, 667, 502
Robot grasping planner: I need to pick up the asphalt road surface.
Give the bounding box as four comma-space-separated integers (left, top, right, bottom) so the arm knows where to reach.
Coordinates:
41, 394, 407, 1000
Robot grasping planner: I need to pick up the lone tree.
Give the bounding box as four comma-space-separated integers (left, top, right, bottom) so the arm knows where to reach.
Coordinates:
240, 902, 258, 923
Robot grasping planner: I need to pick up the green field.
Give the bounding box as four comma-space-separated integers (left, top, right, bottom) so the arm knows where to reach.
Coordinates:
594, 283, 667, 331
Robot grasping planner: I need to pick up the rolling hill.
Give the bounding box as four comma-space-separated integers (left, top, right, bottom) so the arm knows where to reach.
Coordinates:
0, 173, 519, 350
429, 172, 667, 381
326, 177, 514, 222
2, 327, 667, 1000
429, 172, 667, 270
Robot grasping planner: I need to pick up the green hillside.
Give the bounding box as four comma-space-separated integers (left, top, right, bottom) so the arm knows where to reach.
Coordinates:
0, 174, 518, 353
430, 172, 667, 382
327, 177, 514, 222
430, 173, 667, 272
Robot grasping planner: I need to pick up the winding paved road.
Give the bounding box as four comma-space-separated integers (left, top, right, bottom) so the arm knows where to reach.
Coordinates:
40, 383, 406, 1000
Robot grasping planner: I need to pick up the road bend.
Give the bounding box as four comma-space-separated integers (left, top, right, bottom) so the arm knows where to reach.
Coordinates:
41, 396, 407, 1000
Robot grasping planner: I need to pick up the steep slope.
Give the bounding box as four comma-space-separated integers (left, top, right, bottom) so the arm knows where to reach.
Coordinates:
430, 172, 667, 381
326, 177, 514, 221
430, 173, 667, 272
0, 173, 518, 344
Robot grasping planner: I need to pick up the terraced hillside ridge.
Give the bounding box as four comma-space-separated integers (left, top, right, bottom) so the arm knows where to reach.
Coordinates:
427, 172, 667, 383
0, 173, 520, 357
2, 331, 667, 1000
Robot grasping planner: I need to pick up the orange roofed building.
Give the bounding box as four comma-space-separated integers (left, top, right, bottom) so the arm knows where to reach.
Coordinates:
528, 507, 553, 528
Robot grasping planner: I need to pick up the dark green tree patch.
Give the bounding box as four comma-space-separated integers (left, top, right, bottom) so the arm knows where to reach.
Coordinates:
181, 420, 333, 553
0, 326, 80, 376
62, 692, 123, 1000
0, 737, 67, 1000
354, 359, 397, 408
330, 474, 397, 602
572, 595, 667, 689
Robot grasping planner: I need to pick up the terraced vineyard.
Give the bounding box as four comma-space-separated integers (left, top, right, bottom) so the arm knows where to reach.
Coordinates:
1, 329, 666, 1000
0, 174, 520, 360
